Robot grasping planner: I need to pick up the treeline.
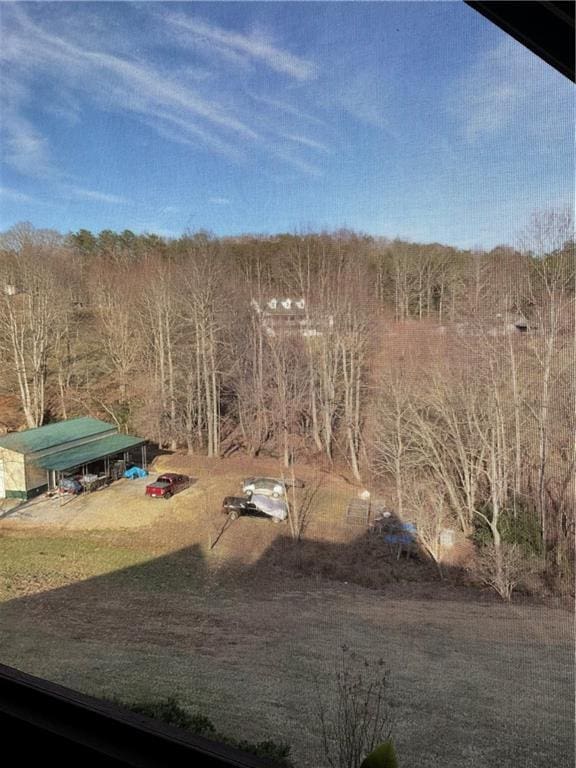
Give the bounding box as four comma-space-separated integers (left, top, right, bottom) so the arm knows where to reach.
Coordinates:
0, 211, 573, 592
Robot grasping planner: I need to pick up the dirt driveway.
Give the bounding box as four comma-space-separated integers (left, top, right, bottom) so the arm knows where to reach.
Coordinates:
0, 476, 194, 530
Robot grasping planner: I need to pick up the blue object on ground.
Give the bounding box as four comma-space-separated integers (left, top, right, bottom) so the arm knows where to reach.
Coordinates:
384, 522, 417, 546
123, 466, 148, 479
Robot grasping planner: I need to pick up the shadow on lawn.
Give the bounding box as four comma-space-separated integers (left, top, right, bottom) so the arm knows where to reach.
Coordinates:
0, 509, 571, 768
0, 506, 468, 627
0, 521, 478, 697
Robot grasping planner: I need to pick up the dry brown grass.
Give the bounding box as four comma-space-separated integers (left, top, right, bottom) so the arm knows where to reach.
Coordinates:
0, 454, 481, 592
0, 456, 573, 767
0, 450, 573, 768
0, 554, 572, 768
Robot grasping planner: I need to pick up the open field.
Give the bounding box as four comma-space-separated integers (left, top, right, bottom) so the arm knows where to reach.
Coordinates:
0, 455, 573, 767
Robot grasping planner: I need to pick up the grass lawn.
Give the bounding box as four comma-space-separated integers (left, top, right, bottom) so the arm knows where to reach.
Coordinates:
0, 528, 573, 768
0, 534, 154, 599
0, 457, 573, 767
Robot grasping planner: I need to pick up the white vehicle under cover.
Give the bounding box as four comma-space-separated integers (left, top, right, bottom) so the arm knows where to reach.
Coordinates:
250, 493, 288, 521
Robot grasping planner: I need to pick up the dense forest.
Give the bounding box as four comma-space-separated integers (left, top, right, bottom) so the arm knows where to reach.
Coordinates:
0, 209, 573, 594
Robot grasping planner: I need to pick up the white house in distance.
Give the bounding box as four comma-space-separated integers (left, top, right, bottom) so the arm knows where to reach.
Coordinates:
251, 297, 334, 338
0, 417, 146, 500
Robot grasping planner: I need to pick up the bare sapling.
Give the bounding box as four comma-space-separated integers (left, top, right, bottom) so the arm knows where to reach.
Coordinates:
284, 465, 320, 541
315, 645, 394, 768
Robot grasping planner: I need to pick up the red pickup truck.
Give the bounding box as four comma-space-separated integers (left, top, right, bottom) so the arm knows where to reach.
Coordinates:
145, 473, 190, 499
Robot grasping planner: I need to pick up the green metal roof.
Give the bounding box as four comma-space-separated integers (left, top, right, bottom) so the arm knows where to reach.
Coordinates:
37, 434, 145, 472
0, 417, 115, 455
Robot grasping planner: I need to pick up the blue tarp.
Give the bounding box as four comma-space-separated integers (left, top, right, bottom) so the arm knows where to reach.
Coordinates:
123, 466, 148, 479
384, 522, 416, 546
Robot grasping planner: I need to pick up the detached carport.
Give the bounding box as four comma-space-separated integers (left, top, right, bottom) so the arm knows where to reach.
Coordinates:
0, 417, 147, 499
38, 433, 147, 492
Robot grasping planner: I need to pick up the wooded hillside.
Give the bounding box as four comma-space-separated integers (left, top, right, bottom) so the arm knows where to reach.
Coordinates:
0, 209, 573, 592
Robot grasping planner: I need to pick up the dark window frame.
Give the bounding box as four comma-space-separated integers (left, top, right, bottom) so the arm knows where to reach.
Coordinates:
0, 663, 275, 767
465, 1, 575, 82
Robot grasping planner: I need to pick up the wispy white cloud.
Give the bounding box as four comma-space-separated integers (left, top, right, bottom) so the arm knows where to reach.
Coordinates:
43, 95, 81, 126
209, 196, 230, 205
273, 150, 322, 178
449, 37, 572, 143
0, 181, 126, 206
0, 3, 329, 194
15, 9, 257, 140
285, 134, 329, 153
327, 70, 393, 129
247, 93, 326, 126
64, 186, 128, 205
0, 5, 257, 178
3, 116, 54, 177
0, 186, 35, 203
0, 73, 58, 178
140, 110, 244, 160
163, 13, 317, 81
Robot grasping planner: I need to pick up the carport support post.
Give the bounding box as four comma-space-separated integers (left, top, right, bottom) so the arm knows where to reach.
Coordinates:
141, 444, 147, 470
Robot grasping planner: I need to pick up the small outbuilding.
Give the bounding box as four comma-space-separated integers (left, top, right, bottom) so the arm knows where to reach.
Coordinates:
0, 417, 146, 500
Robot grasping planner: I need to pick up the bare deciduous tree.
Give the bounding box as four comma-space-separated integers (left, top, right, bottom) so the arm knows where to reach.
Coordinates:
0, 232, 69, 427
284, 470, 320, 542
520, 208, 574, 552
471, 542, 533, 601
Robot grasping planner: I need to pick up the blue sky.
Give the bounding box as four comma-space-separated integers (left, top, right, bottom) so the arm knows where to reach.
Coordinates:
0, 1, 573, 249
